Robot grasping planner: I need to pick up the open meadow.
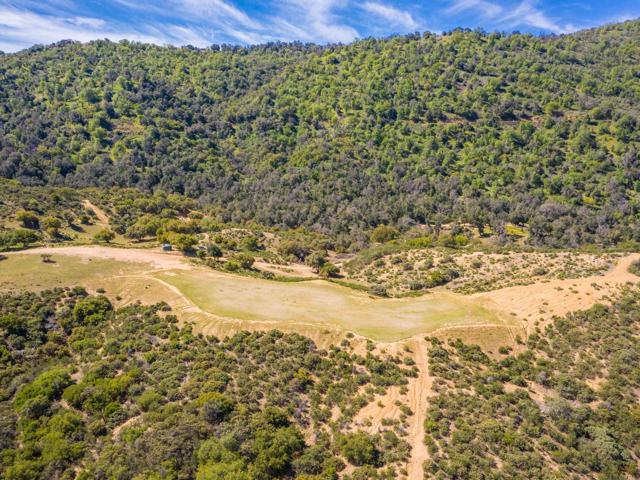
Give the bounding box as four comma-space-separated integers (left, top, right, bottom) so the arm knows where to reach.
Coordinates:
0, 246, 519, 347
3, 245, 639, 352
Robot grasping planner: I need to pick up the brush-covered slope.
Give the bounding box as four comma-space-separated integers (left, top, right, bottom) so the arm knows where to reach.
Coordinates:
1, 21, 640, 245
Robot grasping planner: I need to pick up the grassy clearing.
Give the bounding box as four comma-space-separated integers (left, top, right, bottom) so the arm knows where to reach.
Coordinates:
0, 251, 516, 343
158, 269, 508, 342
0, 254, 142, 291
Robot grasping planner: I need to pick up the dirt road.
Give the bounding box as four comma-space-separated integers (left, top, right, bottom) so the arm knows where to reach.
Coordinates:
405, 337, 432, 480
12, 245, 190, 270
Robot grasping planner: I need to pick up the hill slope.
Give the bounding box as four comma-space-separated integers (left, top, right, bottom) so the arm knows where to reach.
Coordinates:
1, 21, 640, 245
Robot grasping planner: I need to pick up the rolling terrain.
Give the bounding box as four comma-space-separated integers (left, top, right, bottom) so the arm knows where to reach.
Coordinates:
1, 242, 639, 479
1, 19, 640, 480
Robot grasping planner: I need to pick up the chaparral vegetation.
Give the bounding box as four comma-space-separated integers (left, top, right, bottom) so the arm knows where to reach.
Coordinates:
1, 17, 640, 480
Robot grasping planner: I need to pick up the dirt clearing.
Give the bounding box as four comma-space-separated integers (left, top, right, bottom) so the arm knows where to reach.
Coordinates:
474, 253, 640, 332
2, 246, 510, 343
82, 199, 110, 226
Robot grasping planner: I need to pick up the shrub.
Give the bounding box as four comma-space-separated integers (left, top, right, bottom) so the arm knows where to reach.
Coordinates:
242, 236, 262, 251
278, 240, 310, 261
235, 253, 255, 269
136, 390, 164, 412
172, 233, 199, 253
196, 392, 235, 424
368, 285, 388, 297
338, 432, 378, 466
16, 210, 40, 229
206, 243, 223, 258
225, 260, 240, 271
15, 368, 72, 410
319, 263, 340, 278
94, 229, 116, 243
306, 251, 327, 272
628, 260, 640, 276
370, 225, 399, 244
0, 229, 40, 249
73, 296, 113, 326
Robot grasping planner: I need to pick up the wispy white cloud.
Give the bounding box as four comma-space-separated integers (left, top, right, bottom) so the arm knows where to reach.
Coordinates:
447, 0, 503, 18
68, 16, 107, 29
0, 6, 205, 51
446, 0, 576, 34
277, 0, 359, 43
362, 1, 418, 30
178, 0, 262, 29
0, 0, 627, 53
112, 0, 272, 45
501, 1, 577, 33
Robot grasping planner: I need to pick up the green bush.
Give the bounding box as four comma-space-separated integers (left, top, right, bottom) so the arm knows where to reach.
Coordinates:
370, 225, 399, 244
72, 296, 113, 326
15, 210, 40, 229
338, 431, 378, 466
94, 229, 116, 243
235, 253, 255, 270
15, 368, 72, 410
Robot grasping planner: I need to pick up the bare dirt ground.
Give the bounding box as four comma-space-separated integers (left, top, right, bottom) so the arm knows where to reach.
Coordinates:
404, 338, 431, 480
253, 259, 317, 278
82, 200, 110, 226
474, 253, 640, 333
352, 337, 432, 480
14, 245, 190, 270
10, 246, 638, 345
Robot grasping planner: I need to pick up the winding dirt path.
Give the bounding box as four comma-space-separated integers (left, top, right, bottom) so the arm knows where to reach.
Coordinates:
351, 337, 433, 479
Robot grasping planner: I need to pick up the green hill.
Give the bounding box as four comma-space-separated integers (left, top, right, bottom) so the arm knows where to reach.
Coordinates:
1, 20, 639, 246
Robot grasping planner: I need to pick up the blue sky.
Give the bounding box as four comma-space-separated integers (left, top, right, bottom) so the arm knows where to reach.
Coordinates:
0, 0, 638, 52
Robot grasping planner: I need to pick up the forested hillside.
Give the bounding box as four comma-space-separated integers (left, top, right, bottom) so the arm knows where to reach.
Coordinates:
1, 20, 640, 246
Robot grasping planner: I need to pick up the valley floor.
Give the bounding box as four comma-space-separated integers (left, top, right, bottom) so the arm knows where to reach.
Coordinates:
2, 245, 638, 479
1, 245, 519, 345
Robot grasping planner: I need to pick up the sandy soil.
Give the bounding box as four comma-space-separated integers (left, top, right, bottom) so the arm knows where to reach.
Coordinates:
11, 246, 638, 342
82, 200, 110, 226
404, 338, 431, 480
12, 245, 191, 270
351, 337, 432, 479
474, 253, 640, 333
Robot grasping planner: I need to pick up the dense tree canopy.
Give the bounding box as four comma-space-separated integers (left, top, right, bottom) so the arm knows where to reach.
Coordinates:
1, 21, 639, 246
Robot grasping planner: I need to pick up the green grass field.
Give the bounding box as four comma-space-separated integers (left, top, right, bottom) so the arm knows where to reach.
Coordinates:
158, 269, 507, 341
0, 251, 518, 344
